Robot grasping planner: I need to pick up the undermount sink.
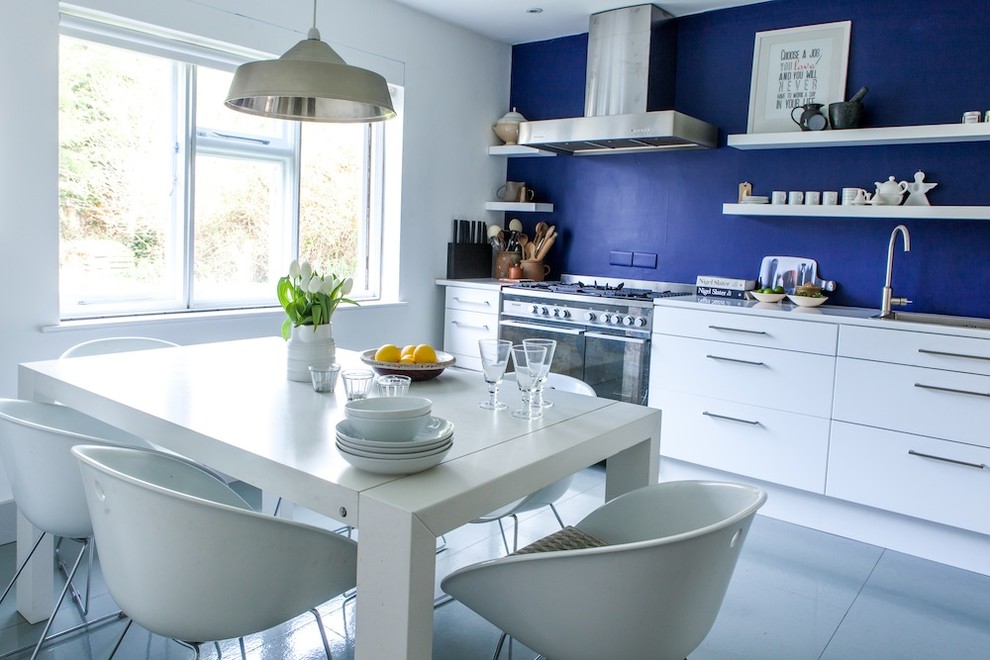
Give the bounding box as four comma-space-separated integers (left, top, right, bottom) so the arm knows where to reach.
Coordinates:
871, 311, 990, 331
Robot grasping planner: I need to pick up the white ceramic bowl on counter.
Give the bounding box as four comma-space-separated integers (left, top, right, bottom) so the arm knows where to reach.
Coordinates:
787, 294, 828, 308
344, 396, 432, 420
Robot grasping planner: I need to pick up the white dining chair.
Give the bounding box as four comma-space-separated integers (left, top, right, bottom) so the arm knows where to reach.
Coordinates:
59, 336, 179, 359
72, 444, 359, 659
0, 399, 157, 659
474, 373, 596, 554
442, 480, 768, 660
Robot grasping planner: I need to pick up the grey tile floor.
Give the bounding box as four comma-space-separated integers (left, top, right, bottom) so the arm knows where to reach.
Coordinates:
1, 465, 989, 659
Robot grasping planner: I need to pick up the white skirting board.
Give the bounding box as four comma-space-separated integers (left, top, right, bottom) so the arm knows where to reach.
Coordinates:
660, 457, 990, 577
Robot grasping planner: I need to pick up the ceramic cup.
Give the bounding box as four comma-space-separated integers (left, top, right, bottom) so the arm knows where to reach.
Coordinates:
823, 191, 839, 205
805, 191, 821, 205
842, 187, 866, 205
788, 191, 804, 205
771, 191, 787, 205
962, 111, 981, 124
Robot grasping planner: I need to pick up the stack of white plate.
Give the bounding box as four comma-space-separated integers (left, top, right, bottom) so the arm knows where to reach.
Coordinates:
740, 195, 770, 204
336, 416, 454, 475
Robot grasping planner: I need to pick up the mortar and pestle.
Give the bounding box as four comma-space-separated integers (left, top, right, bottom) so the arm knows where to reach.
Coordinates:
829, 87, 868, 129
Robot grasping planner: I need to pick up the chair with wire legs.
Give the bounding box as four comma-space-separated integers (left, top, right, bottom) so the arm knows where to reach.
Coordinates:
0, 399, 159, 659
73, 444, 358, 660
59, 336, 179, 358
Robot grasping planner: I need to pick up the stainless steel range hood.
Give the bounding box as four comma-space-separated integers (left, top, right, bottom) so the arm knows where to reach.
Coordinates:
518, 5, 718, 155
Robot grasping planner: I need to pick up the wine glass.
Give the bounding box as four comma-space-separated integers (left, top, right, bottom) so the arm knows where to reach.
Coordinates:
478, 339, 512, 410
522, 338, 556, 408
510, 343, 547, 420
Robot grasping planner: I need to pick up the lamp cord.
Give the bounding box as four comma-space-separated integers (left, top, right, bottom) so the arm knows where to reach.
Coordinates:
307, 0, 320, 40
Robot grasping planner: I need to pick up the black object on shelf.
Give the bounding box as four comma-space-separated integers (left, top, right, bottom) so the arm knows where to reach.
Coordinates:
446, 243, 492, 279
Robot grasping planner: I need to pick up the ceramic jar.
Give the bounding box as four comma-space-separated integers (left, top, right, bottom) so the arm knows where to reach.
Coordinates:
286, 323, 335, 382
520, 259, 550, 282
494, 251, 522, 279
493, 108, 526, 145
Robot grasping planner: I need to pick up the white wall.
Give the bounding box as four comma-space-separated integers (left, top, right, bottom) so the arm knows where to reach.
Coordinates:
0, 0, 510, 507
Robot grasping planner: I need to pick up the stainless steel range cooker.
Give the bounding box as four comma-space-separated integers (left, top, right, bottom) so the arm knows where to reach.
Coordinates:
498, 275, 693, 405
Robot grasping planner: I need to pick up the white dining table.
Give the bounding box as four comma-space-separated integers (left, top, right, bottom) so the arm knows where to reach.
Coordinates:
17, 337, 660, 659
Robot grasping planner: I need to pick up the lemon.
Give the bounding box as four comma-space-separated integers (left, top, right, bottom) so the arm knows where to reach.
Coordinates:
374, 343, 402, 363
401, 344, 416, 358
399, 354, 416, 364
413, 344, 438, 364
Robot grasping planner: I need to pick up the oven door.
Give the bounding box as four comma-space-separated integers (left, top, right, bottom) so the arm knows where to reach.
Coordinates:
497, 319, 586, 381
584, 330, 650, 406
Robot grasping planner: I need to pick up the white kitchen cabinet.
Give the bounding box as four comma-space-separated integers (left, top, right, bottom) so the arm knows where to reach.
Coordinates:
442, 285, 500, 371
650, 306, 837, 493
828, 422, 990, 535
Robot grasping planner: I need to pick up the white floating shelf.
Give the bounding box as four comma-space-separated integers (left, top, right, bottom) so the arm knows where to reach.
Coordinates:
485, 201, 554, 213
723, 203, 990, 220
727, 122, 990, 150
488, 144, 557, 157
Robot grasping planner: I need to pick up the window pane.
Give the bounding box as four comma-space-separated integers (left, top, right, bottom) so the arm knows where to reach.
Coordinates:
58, 37, 181, 310
196, 67, 285, 141
193, 155, 284, 303
299, 123, 368, 288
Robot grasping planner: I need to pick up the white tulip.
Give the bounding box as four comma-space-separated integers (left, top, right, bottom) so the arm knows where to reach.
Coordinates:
288, 259, 300, 280
299, 275, 311, 292
341, 277, 354, 295
319, 276, 334, 295
308, 276, 323, 294
300, 261, 313, 281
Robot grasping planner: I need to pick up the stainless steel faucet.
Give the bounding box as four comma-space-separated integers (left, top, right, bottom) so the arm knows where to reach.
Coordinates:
881, 224, 912, 318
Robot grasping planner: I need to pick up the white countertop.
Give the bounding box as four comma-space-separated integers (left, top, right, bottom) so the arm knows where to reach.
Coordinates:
656, 295, 990, 340
435, 277, 504, 291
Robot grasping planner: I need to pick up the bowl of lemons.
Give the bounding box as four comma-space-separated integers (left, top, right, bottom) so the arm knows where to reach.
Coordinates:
361, 344, 456, 381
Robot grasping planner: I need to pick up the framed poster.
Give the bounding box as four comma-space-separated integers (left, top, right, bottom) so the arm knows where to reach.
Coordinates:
746, 21, 851, 134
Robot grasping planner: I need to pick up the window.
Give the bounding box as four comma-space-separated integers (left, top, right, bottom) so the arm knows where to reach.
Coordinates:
57, 15, 397, 319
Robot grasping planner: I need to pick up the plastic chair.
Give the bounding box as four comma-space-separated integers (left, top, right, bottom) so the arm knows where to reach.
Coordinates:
72, 444, 358, 659
0, 399, 156, 659
59, 336, 179, 359
442, 480, 767, 660
474, 373, 596, 554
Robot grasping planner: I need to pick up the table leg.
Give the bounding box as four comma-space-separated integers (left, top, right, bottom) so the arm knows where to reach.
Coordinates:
354, 497, 437, 660
16, 367, 55, 623
604, 412, 660, 501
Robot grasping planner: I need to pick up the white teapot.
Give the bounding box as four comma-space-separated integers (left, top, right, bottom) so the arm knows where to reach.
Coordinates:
873, 176, 908, 205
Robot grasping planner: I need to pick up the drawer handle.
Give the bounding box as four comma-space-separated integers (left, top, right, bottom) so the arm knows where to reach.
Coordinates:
918, 348, 990, 362
908, 449, 986, 470
451, 321, 490, 331
452, 297, 491, 307
706, 354, 766, 367
708, 324, 768, 336
702, 411, 761, 426
914, 382, 990, 398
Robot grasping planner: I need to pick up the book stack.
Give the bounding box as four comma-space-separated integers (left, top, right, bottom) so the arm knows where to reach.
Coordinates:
695, 275, 757, 300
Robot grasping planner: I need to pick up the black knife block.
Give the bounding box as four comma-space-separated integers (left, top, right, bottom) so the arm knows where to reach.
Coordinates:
446, 243, 493, 279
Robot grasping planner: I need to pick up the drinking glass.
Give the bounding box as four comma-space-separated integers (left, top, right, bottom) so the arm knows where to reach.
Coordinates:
341, 369, 375, 401
376, 374, 411, 397
522, 338, 556, 408
478, 339, 512, 410
308, 363, 340, 393
510, 344, 547, 420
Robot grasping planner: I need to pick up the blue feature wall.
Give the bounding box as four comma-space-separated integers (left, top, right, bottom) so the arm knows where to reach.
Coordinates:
507, 0, 990, 317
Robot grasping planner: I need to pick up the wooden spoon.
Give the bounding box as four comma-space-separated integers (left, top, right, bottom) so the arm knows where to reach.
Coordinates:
518, 233, 529, 254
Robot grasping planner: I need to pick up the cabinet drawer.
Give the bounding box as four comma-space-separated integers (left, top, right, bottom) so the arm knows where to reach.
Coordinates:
653, 390, 828, 492
443, 308, 497, 371
654, 306, 837, 355
833, 358, 990, 448
828, 422, 990, 535
445, 287, 500, 314
838, 324, 990, 376
651, 335, 835, 417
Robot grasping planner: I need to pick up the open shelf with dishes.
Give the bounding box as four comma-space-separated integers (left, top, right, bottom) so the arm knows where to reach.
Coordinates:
722, 203, 990, 220
485, 201, 554, 213
488, 144, 557, 157
727, 122, 990, 150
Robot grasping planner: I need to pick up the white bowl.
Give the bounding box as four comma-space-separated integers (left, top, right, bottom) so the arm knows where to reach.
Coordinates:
344, 411, 431, 443
344, 396, 432, 420
337, 438, 452, 460
749, 291, 786, 303
337, 417, 453, 449
787, 294, 828, 308
337, 441, 452, 475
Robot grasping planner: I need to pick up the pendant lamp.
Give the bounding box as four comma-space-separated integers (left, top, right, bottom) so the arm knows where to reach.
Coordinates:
225, 0, 395, 123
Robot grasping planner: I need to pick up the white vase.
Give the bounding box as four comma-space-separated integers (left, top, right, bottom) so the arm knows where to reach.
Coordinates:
286, 323, 335, 382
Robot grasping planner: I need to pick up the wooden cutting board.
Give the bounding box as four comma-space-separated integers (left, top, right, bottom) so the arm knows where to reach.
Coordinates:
759, 256, 836, 293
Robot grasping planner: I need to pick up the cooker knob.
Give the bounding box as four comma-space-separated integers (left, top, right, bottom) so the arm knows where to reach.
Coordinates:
558, 309, 571, 319
530, 305, 539, 314
600, 313, 611, 324
622, 315, 635, 326
610, 314, 622, 325
584, 311, 596, 322
634, 317, 648, 328
540, 306, 550, 316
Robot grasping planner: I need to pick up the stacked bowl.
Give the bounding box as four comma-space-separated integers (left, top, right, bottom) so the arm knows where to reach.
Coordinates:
337, 397, 454, 474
